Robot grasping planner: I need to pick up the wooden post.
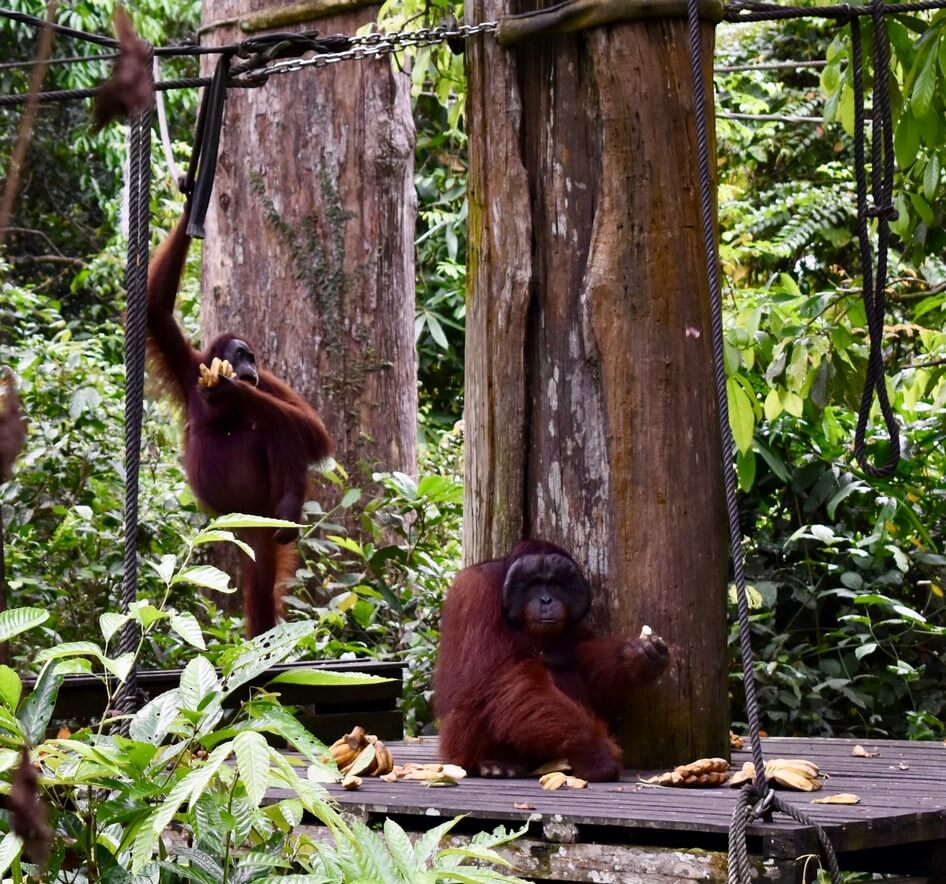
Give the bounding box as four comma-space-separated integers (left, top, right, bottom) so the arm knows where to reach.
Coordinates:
198, 1, 417, 493
464, 3, 729, 766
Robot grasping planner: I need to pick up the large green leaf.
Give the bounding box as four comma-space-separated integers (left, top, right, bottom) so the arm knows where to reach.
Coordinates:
0, 607, 48, 643
0, 666, 22, 711
18, 662, 64, 745
267, 669, 392, 687
910, 36, 939, 118
234, 731, 270, 807
726, 377, 755, 454
171, 565, 234, 594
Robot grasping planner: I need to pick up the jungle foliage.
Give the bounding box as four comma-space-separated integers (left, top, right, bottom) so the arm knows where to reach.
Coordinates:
0, 0, 945, 824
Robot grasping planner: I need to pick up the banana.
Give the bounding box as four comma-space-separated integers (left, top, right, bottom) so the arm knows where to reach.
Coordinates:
539, 771, 568, 790
644, 757, 730, 787
342, 774, 363, 790
730, 758, 822, 791
372, 740, 394, 775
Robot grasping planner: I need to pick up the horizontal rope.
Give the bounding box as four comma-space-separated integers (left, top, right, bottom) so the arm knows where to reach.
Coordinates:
725, 0, 946, 22
4, 0, 945, 73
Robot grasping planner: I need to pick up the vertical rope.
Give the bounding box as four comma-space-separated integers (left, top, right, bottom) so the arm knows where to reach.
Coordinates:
685, 2, 843, 879
684, 0, 767, 794
113, 48, 154, 731
851, 0, 901, 478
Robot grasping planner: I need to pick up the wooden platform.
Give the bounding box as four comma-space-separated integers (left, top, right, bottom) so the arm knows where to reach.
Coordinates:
297, 735, 946, 883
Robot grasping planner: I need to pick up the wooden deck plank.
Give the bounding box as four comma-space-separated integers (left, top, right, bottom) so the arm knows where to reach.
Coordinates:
293, 735, 946, 861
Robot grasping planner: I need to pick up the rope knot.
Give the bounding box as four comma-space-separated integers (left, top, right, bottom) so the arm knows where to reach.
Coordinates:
834, 4, 854, 25
867, 202, 898, 220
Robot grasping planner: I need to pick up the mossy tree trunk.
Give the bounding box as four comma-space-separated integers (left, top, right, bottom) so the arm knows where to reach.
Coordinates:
198, 0, 417, 497
464, 5, 729, 767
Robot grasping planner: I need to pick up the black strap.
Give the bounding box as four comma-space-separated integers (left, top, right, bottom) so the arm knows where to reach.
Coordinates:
184, 50, 232, 239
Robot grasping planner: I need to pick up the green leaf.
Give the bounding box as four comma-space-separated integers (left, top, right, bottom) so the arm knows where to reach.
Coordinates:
206, 513, 302, 532
172, 565, 234, 593
922, 154, 940, 202
169, 612, 206, 650
151, 554, 177, 585
736, 448, 756, 492
780, 389, 804, 418
161, 847, 224, 882
35, 640, 104, 663
130, 691, 181, 744
100, 612, 129, 644
726, 377, 755, 454
103, 652, 137, 683
909, 191, 935, 225
235, 731, 270, 807
143, 743, 233, 865
826, 482, 866, 520
383, 818, 417, 878
855, 642, 878, 660
0, 749, 20, 775
242, 702, 332, 770
267, 669, 392, 687
426, 313, 450, 350
180, 656, 219, 711
325, 534, 364, 555
128, 601, 166, 628
192, 529, 254, 558
0, 832, 23, 878
18, 662, 64, 744
221, 621, 317, 697
414, 818, 459, 867
763, 388, 783, 422
895, 108, 921, 168
0, 666, 22, 711
910, 37, 939, 118
0, 607, 48, 642
840, 571, 864, 591
340, 488, 362, 508
892, 603, 926, 623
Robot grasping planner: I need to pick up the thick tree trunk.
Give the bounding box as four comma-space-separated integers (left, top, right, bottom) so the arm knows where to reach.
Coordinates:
198, 0, 417, 496
465, 6, 729, 766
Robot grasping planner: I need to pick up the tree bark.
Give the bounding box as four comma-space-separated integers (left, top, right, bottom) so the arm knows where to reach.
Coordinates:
464, 5, 729, 766
198, 0, 417, 498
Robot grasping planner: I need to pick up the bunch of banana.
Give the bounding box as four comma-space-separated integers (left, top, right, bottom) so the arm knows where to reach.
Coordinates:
730, 758, 822, 791
326, 727, 395, 777
643, 757, 730, 788
539, 771, 588, 790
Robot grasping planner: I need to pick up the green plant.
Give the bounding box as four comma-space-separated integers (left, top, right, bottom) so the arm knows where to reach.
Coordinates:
295, 433, 464, 734
0, 520, 526, 882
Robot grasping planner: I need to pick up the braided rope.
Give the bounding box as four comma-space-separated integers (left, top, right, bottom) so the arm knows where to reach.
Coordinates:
0, 77, 214, 108
849, 0, 900, 477
685, 0, 767, 793
725, 0, 946, 22
112, 49, 153, 731
686, 1, 843, 880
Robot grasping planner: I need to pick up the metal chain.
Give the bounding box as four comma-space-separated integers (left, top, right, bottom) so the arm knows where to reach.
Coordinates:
238, 22, 498, 82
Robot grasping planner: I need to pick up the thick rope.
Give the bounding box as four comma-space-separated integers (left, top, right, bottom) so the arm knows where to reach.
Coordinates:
725, 0, 946, 22
684, 0, 767, 791
685, 0, 843, 880
850, 1, 900, 477
112, 50, 154, 730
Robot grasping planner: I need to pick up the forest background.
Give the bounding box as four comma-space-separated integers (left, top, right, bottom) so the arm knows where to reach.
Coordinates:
2, 0, 946, 746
